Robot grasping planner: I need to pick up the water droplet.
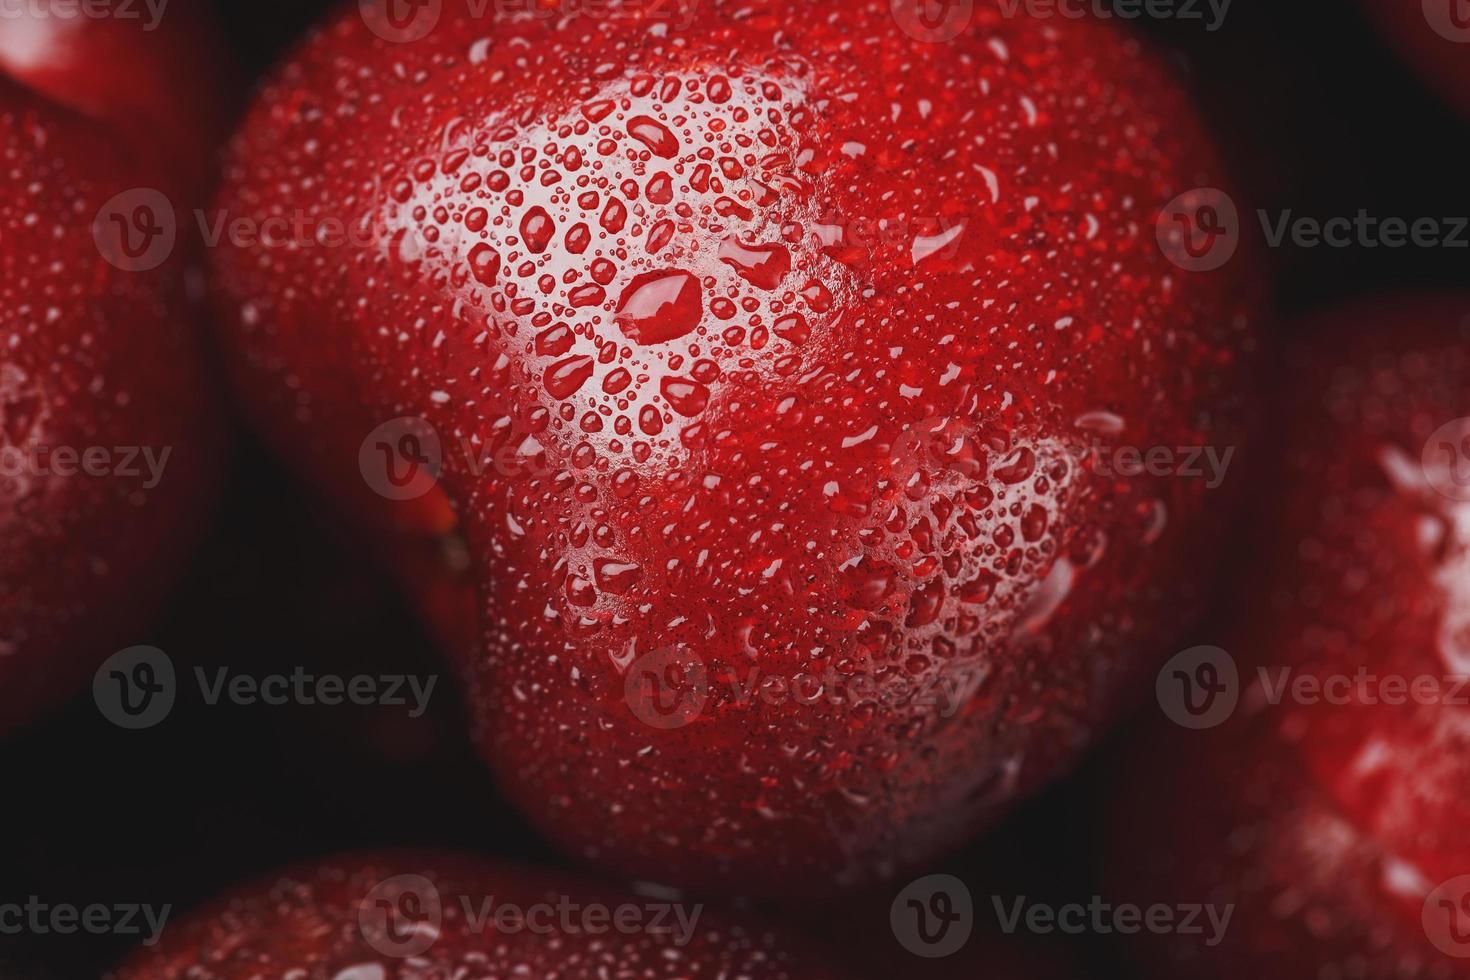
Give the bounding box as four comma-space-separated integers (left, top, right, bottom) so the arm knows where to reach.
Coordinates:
468, 243, 500, 286
718, 237, 791, 290
545, 354, 595, 398
615, 269, 703, 345
521, 206, 555, 253
661, 377, 710, 417
627, 115, 679, 158
995, 447, 1036, 485
594, 558, 643, 595
911, 221, 967, 266
773, 313, 810, 345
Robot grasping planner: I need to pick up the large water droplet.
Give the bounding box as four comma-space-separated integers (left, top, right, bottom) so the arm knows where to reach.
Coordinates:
521, 206, 555, 253
545, 355, 595, 399
468, 243, 500, 286
627, 115, 679, 158
661, 377, 710, 417
718, 237, 791, 290
594, 558, 643, 595
615, 270, 703, 345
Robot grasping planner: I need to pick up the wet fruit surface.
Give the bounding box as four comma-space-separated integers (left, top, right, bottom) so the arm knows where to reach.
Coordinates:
1109, 296, 1470, 978
0, 14, 227, 733
212, 0, 1260, 894
113, 850, 852, 979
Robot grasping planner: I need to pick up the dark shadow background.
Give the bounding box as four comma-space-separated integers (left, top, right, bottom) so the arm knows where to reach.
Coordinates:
1, 1, 1466, 976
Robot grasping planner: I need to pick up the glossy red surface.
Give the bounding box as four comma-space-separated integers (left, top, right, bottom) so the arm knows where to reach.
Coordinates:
1109, 295, 1470, 978
211, 0, 1261, 895
113, 850, 853, 979
0, 8, 228, 733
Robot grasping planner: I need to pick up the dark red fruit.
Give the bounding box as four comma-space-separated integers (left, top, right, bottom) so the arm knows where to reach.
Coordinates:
112, 851, 853, 979
0, 9, 229, 732
211, 0, 1260, 895
1109, 296, 1470, 978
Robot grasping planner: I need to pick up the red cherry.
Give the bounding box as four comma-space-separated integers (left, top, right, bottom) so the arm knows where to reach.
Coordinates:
0, 11, 230, 733
112, 851, 853, 979
1108, 296, 1470, 977
0, 3, 234, 199
210, 0, 1261, 896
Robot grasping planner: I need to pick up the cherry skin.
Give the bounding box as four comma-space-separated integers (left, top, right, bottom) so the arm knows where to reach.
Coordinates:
211, 0, 1261, 896
0, 9, 229, 733
1108, 296, 1470, 978
112, 850, 854, 979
